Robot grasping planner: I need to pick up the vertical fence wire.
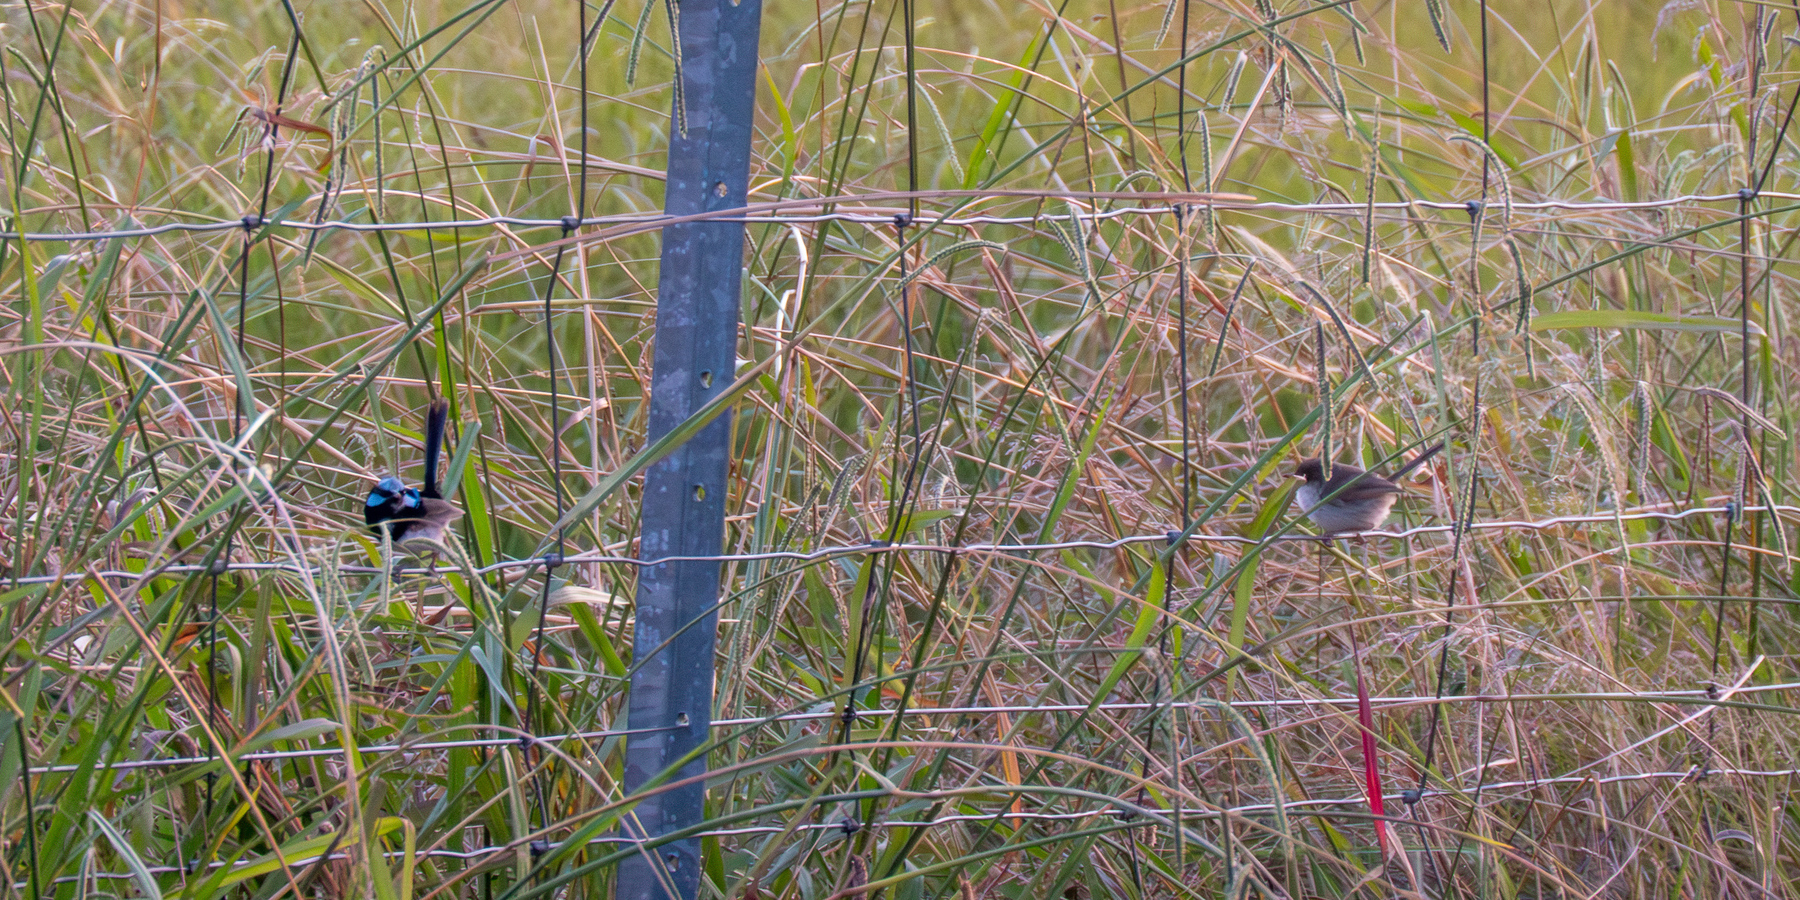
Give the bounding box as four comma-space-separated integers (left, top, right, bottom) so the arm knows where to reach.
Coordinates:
1168, 0, 1196, 879
1140, 0, 1198, 884
1406, 19, 1494, 876
204, 19, 301, 836
1744, 13, 1800, 658
1435, 12, 1494, 883
521, 32, 586, 837
843, 1, 926, 747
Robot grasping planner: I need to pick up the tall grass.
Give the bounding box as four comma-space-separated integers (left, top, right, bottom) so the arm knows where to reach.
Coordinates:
1, 0, 1796, 897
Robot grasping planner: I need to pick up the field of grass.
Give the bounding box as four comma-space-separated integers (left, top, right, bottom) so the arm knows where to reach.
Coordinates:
3, 0, 1798, 897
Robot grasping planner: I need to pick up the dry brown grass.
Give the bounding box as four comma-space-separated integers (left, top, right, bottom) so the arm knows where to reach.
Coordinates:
1, 0, 1797, 897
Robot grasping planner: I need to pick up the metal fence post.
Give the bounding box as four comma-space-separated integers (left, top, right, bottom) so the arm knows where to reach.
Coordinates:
617, 0, 763, 897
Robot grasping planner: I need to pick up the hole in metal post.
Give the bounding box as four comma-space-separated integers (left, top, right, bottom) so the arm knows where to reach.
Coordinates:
699, 370, 712, 388
676, 712, 690, 726
665, 853, 681, 869
693, 484, 706, 501
714, 181, 728, 198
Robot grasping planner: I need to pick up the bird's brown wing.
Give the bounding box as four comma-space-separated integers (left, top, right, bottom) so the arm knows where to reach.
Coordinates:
392, 498, 461, 544
1331, 474, 1404, 502
418, 498, 460, 527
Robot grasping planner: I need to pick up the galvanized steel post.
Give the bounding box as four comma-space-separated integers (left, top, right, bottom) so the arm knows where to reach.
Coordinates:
617, 0, 763, 897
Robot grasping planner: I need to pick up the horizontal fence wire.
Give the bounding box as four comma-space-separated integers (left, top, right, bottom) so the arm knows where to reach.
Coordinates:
7, 190, 1797, 242
28, 760, 1791, 887
24, 503, 1793, 586
31, 680, 1788, 776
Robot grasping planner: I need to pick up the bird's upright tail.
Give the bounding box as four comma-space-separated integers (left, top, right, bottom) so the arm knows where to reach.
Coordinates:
422, 398, 449, 499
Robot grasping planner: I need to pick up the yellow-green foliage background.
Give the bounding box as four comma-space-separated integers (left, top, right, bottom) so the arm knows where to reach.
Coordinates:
2, 0, 1796, 897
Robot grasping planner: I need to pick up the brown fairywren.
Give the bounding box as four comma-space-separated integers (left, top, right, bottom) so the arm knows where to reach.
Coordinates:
1292, 442, 1444, 535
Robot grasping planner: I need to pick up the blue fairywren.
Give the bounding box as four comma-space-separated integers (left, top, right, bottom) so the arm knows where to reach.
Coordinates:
365, 399, 459, 545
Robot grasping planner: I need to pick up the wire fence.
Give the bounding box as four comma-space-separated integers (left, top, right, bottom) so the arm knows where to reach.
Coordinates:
28, 681, 1789, 777
14, 162, 1790, 900
10, 0, 1799, 894
29, 503, 1790, 586
26, 754, 1793, 887
34, 757, 1798, 889
12, 189, 1800, 243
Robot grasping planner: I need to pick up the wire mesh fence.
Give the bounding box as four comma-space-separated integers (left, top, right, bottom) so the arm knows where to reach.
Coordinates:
4, 0, 1799, 897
